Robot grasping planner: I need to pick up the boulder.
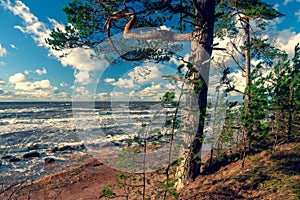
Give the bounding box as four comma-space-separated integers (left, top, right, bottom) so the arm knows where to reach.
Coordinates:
50, 145, 74, 153
58, 145, 74, 151
9, 157, 21, 162
2, 155, 21, 162
44, 158, 55, 164
2, 155, 13, 159
22, 151, 40, 159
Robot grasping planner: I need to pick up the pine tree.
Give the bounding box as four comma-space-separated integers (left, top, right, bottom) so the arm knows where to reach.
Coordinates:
46, 0, 219, 183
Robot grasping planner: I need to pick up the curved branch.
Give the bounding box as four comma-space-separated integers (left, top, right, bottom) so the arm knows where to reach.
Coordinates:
106, 6, 148, 61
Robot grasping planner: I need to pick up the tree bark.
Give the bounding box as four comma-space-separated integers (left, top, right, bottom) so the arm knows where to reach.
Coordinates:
184, 0, 216, 182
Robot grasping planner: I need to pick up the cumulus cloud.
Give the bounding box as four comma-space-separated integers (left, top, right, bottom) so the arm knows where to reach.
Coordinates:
74, 70, 92, 85
14, 79, 56, 91
9, 72, 57, 91
0, 61, 6, 66
275, 29, 300, 56
113, 78, 136, 89
0, 44, 7, 57
104, 78, 115, 83
35, 67, 47, 75
112, 65, 163, 89
9, 72, 26, 83
96, 92, 109, 101
73, 86, 93, 101
135, 84, 164, 100
0, 89, 69, 101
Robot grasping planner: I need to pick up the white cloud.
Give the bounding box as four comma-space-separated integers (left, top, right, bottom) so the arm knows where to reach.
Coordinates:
35, 67, 47, 75
275, 29, 300, 56
9, 72, 57, 91
9, 72, 26, 83
113, 65, 163, 89
0, 44, 7, 57
0, 89, 70, 101
60, 82, 67, 87
24, 70, 31, 74
227, 70, 246, 97
14, 80, 57, 91
0, 61, 6, 66
137, 84, 163, 99
129, 83, 172, 101
104, 78, 115, 83
96, 92, 109, 101
73, 86, 93, 101
1, 0, 108, 86
10, 44, 17, 49
74, 70, 92, 85
113, 78, 136, 89
1, 0, 49, 47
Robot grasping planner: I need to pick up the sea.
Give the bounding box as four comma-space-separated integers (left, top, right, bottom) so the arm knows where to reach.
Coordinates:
0, 101, 223, 188
0, 101, 187, 187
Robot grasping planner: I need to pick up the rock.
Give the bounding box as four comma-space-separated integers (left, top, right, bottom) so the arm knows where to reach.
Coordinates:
44, 158, 55, 164
9, 157, 21, 162
2, 155, 20, 162
50, 145, 75, 153
28, 144, 40, 150
112, 141, 122, 147
0, 161, 2, 167
78, 144, 86, 149
22, 151, 40, 159
50, 147, 58, 153
2, 155, 13, 159
58, 145, 74, 151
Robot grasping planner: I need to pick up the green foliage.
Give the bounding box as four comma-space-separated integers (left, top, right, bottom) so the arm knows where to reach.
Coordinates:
101, 185, 116, 197
215, 0, 284, 63
46, 0, 200, 54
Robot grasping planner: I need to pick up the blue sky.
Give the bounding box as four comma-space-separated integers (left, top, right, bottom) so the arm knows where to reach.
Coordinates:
0, 0, 300, 102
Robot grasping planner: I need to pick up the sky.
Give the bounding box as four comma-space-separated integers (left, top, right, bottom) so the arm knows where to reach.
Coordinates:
0, 0, 300, 102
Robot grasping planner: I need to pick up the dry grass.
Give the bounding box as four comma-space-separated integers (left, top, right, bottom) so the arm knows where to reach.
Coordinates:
171, 142, 300, 200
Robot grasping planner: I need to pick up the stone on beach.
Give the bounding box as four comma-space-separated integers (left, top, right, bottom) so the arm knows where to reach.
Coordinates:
22, 151, 41, 159
44, 158, 55, 164
2, 155, 21, 162
50, 144, 85, 153
9, 157, 21, 162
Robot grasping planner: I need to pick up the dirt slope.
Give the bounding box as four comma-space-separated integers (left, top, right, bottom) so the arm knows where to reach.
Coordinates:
1, 143, 299, 200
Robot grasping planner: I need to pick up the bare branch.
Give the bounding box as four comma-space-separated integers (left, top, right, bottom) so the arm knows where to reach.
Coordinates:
124, 30, 192, 41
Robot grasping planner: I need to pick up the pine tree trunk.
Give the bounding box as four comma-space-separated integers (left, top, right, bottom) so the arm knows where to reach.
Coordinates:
184, 0, 215, 182
242, 17, 251, 167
